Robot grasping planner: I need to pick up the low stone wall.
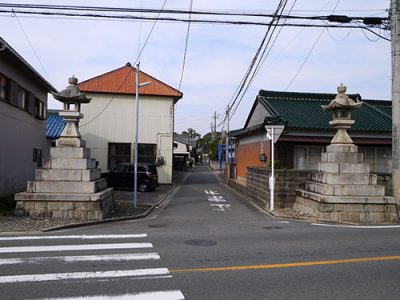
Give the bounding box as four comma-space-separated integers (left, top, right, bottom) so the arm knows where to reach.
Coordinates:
226, 168, 393, 210
227, 167, 310, 209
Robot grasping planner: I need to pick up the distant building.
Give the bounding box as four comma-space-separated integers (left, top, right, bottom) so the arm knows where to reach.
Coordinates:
231, 90, 392, 179
0, 37, 57, 196
173, 133, 190, 171
78, 63, 183, 184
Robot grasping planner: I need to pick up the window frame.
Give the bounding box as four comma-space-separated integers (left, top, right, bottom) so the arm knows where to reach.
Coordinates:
0, 73, 8, 101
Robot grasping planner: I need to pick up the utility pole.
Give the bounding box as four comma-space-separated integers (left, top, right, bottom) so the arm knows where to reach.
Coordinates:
212, 111, 217, 140
391, 0, 400, 203
225, 106, 230, 181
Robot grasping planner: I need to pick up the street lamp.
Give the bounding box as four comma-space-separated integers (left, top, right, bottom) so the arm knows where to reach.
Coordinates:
134, 62, 151, 209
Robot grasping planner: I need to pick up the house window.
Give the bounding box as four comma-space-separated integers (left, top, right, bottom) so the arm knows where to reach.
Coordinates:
34, 98, 47, 119
359, 147, 392, 173
108, 142, 131, 169
17, 87, 28, 110
0, 74, 8, 101
138, 143, 156, 163
294, 145, 325, 170
33, 148, 42, 167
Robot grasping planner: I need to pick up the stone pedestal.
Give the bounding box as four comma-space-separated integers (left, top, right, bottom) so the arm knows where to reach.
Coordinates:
294, 144, 398, 223
15, 145, 114, 220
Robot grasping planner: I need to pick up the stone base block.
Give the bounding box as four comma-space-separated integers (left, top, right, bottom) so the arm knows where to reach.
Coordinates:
50, 147, 90, 159
14, 188, 114, 220
311, 172, 376, 185
326, 144, 358, 153
294, 190, 398, 224
318, 162, 370, 174
321, 152, 363, 163
43, 158, 97, 170
56, 138, 86, 148
36, 169, 101, 182
27, 179, 107, 194
305, 181, 385, 197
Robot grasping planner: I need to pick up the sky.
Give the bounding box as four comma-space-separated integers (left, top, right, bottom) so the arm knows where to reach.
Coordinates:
0, 0, 391, 135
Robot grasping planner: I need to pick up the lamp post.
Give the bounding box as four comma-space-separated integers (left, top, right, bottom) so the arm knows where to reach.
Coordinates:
133, 62, 151, 209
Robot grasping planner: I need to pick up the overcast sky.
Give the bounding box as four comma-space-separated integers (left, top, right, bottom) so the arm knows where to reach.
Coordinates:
0, 0, 390, 135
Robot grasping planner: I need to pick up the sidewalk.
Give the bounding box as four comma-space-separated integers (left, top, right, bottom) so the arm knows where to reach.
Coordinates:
0, 170, 190, 233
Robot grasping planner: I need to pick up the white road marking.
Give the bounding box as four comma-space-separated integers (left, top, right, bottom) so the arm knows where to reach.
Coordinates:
0, 268, 171, 283
312, 223, 400, 229
0, 253, 160, 265
39, 290, 185, 300
207, 195, 226, 202
204, 190, 219, 195
0, 242, 153, 253
211, 203, 231, 211
0, 234, 147, 241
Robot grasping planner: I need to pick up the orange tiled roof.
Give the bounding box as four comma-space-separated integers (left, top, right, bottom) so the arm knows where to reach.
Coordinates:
79, 63, 182, 101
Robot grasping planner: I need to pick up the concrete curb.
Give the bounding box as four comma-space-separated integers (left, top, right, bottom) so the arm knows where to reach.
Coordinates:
43, 183, 182, 232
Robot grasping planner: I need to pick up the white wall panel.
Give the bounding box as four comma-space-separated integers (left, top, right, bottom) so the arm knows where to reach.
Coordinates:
80, 93, 174, 184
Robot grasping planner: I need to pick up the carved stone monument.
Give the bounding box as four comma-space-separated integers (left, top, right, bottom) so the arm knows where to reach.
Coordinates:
294, 84, 398, 223
15, 77, 114, 220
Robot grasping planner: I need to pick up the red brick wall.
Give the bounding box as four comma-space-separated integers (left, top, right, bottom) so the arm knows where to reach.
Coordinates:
236, 141, 270, 178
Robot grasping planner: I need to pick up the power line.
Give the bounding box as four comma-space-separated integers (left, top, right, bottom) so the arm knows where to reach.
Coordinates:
134, 0, 168, 64
286, 0, 341, 90
178, 0, 193, 91
81, 1, 169, 127
0, 3, 388, 19
12, 10, 51, 83
218, 0, 290, 130
0, 7, 388, 30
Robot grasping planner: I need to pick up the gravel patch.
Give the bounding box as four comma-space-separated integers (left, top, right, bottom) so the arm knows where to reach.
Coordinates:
272, 208, 315, 220
0, 202, 151, 233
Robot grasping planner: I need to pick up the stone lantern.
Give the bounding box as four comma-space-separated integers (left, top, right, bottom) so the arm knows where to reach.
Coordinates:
52, 75, 91, 148
15, 77, 114, 220
321, 83, 362, 145
293, 84, 398, 224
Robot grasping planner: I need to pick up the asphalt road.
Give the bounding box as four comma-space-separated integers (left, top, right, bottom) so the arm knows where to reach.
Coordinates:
1, 165, 400, 299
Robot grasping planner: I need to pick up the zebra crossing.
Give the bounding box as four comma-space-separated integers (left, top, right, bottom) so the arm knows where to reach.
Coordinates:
0, 233, 184, 299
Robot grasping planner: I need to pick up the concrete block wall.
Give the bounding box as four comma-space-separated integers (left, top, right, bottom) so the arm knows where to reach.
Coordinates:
228, 167, 310, 209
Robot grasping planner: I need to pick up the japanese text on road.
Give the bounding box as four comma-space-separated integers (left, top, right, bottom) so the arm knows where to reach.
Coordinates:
204, 190, 231, 212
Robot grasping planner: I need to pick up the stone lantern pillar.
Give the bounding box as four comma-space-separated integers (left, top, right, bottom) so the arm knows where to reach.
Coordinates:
15, 77, 114, 220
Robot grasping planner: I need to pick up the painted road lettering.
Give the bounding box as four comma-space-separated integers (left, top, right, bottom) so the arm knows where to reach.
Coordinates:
204, 190, 231, 211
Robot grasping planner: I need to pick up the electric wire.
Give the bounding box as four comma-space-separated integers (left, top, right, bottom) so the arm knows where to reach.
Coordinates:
0, 3, 387, 19
228, 0, 299, 120
285, 0, 341, 91
218, 0, 289, 131
178, 0, 193, 91
0, 8, 388, 31
134, 0, 168, 64
12, 10, 51, 83
81, 1, 168, 127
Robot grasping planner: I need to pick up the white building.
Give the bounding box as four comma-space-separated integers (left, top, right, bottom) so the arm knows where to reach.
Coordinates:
0, 37, 57, 197
78, 63, 183, 184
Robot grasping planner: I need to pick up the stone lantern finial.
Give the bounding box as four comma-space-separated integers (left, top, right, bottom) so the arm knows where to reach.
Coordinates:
52, 76, 92, 147
322, 84, 363, 145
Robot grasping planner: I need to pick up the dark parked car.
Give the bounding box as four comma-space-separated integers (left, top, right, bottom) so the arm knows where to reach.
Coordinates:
101, 163, 159, 192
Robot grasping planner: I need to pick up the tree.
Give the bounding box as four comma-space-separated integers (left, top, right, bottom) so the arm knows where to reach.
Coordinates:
181, 128, 201, 143
197, 131, 221, 161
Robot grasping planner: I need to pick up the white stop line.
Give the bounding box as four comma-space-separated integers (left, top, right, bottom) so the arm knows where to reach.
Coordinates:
312, 223, 400, 229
